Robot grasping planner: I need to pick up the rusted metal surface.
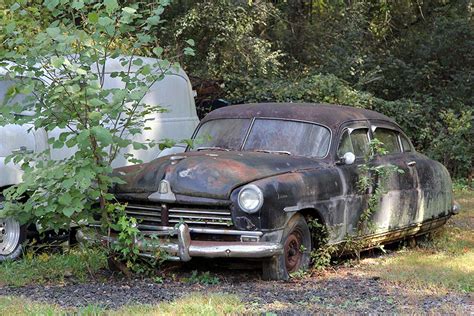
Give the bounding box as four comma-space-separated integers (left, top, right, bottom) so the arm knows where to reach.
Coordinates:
113, 151, 320, 199
101, 103, 454, 263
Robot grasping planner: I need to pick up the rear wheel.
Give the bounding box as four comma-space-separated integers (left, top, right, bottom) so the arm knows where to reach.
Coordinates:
262, 214, 311, 280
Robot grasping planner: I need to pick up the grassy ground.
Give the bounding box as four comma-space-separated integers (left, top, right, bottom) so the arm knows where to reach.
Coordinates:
0, 248, 107, 287
360, 190, 474, 293
0, 293, 244, 315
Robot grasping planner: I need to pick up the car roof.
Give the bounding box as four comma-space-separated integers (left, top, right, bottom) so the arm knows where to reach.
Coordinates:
202, 102, 395, 130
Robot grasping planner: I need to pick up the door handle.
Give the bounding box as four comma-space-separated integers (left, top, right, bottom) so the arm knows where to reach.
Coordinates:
407, 161, 416, 167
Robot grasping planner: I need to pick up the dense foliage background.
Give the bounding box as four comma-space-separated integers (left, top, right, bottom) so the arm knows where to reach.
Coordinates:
1, 0, 472, 180
161, 0, 473, 181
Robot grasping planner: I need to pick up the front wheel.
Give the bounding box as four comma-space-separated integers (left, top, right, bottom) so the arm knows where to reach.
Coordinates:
262, 214, 311, 280
0, 217, 26, 262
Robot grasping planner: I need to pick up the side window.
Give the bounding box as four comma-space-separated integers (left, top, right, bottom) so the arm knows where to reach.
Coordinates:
337, 128, 369, 158
373, 128, 401, 154
351, 129, 369, 157
400, 134, 412, 152
337, 130, 353, 157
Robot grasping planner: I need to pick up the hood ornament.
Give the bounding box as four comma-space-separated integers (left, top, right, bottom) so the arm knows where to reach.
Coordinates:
148, 180, 177, 203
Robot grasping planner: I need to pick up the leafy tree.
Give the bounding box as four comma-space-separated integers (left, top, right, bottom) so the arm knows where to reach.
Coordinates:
0, 0, 194, 240
158, 0, 472, 180
161, 0, 283, 80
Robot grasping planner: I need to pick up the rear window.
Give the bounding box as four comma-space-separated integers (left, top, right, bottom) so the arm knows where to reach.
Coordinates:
400, 134, 412, 152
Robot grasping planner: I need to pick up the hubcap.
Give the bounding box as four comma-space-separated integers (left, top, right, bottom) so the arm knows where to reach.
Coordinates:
0, 217, 21, 256
284, 231, 303, 273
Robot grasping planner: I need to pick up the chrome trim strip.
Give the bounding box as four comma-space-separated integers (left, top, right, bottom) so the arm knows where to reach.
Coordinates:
189, 228, 263, 236
169, 209, 231, 216
116, 223, 263, 236
126, 210, 162, 216
168, 220, 232, 226
126, 205, 161, 211
168, 214, 232, 221
131, 216, 163, 222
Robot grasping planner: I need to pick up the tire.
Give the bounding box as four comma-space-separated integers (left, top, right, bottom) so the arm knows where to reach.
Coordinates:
0, 194, 27, 262
0, 216, 26, 262
262, 214, 311, 281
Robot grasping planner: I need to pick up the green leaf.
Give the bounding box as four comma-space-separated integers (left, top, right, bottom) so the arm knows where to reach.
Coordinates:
76, 68, 87, 75
132, 142, 147, 150
58, 193, 72, 206
5, 22, 16, 34
91, 126, 113, 146
71, 0, 84, 10
88, 12, 99, 24
51, 56, 64, 68
104, 0, 119, 13
146, 15, 160, 26
76, 130, 90, 146
44, 0, 59, 10
62, 207, 75, 217
140, 64, 151, 75
184, 47, 195, 56
88, 111, 102, 121
9, 3, 20, 11
122, 7, 136, 14
46, 27, 61, 38
185, 39, 195, 46
98, 16, 114, 27
152, 47, 163, 57
132, 58, 143, 66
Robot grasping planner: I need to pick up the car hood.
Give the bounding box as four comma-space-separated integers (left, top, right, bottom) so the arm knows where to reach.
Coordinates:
113, 151, 323, 200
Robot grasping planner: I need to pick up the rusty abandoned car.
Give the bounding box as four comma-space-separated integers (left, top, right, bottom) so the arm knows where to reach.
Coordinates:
78, 103, 458, 280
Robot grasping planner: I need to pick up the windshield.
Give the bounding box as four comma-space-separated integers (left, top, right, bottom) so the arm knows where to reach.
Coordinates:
244, 119, 330, 157
192, 118, 331, 157
192, 118, 251, 151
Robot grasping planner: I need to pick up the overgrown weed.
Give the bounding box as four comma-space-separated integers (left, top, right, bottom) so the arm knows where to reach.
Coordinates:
0, 246, 106, 287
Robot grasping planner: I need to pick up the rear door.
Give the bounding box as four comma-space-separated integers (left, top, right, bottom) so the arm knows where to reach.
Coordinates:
370, 124, 418, 232
400, 133, 453, 223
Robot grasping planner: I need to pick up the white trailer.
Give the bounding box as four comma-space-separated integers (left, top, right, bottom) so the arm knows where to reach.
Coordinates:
0, 56, 199, 260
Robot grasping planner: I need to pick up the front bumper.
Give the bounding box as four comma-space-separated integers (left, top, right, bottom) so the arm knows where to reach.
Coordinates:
77, 224, 283, 261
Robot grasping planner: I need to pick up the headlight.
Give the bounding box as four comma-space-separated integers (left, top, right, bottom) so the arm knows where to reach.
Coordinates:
238, 184, 263, 213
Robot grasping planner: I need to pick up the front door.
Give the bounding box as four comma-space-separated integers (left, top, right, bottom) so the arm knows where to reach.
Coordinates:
335, 122, 372, 237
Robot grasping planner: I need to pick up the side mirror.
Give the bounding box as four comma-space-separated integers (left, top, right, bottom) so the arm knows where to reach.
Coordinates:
342, 152, 356, 165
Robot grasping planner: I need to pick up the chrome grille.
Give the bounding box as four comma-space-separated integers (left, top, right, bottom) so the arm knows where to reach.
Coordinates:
124, 204, 233, 228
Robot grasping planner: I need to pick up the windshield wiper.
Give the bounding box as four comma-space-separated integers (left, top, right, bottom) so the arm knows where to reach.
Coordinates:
196, 146, 230, 152
254, 149, 292, 155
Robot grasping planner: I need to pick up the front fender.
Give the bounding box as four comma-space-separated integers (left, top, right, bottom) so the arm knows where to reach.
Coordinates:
231, 167, 344, 233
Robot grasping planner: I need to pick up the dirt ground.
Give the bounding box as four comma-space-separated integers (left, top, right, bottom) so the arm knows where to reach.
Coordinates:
0, 249, 472, 314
